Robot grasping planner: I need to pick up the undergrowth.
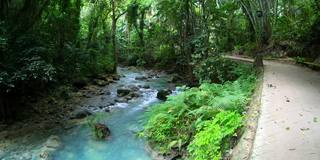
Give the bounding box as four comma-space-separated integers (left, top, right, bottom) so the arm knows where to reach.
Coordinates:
143, 62, 257, 159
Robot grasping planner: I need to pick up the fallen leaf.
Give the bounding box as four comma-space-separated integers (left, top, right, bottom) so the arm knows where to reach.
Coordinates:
300, 128, 310, 131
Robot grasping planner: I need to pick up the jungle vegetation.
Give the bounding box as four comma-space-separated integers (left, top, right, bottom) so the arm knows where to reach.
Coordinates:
0, 0, 319, 158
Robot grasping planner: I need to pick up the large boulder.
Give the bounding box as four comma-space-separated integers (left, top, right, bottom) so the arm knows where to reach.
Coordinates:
157, 89, 172, 101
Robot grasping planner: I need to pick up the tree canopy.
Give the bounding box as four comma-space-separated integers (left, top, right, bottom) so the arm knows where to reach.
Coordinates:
1, 0, 319, 119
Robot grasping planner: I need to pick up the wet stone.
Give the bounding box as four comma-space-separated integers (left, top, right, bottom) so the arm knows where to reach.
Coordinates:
157, 89, 172, 101
135, 76, 148, 81
70, 109, 92, 119
37, 135, 62, 160
117, 88, 131, 97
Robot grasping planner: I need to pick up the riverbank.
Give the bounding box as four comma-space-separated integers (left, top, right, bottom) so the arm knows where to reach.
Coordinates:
0, 67, 177, 160
0, 72, 120, 159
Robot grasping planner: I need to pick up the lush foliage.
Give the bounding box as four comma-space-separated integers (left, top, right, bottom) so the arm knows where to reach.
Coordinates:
188, 111, 243, 160
144, 62, 257, 158
1, 0, 319, 121
120, 0, 320, 71
194, 57, 253, 83
0, 0, 116, 119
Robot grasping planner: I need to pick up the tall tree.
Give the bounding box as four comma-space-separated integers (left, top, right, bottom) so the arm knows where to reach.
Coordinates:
240, 0, 275, 67
110, 0, 126, 73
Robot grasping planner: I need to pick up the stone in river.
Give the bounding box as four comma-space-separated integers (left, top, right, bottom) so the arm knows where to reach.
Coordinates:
70, 109, 92, 119
117, 88, 131, 97
157, 89, 172, 101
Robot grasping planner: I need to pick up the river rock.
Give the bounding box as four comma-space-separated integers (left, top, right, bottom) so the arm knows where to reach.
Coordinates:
157, 89, 172, 101
70, 109, 92, 119
104, 108, 110, 112
37, 135, 61, 160
112, 75, 121, 81
73, 78, 88, 89
142, 85, 150, 89
93, 79, 109, 87
128, 92, 140, 99
135, 76, 148, 81
117, 88, 131, 97
93, 123, 111, 139
128, 85, 140, 91
115, 97, 128, 103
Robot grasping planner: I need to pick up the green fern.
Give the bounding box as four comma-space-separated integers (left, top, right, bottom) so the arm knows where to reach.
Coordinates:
144, 66, 257, 156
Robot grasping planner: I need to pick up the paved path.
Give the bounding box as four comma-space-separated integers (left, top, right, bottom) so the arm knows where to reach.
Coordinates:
251, 61, 320, 160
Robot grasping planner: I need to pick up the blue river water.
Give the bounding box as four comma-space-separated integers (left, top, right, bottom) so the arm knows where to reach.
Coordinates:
52, 67, 175, 160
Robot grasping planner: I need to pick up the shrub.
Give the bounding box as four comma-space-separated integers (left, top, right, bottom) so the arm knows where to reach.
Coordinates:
193, 57, 252, 83
144, 65, 257, 157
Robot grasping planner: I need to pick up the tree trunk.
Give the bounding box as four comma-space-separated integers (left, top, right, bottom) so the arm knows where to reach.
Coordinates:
184, 0, 193, 72
0, 93, 13, 121
254, 53, 264, 68
139, 8, 145, 48
111, 0, 118, 73
0, 0, 9, 20
200, 0, 209, 55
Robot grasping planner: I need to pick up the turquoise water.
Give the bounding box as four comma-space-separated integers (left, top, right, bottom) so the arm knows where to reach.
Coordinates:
52, 68, 174, 160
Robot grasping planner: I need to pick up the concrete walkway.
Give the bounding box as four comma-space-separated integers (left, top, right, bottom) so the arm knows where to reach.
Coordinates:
251, 61, 320, 160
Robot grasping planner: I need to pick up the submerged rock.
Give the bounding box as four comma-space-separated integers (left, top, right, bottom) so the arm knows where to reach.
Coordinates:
157, 89, 172, 101
70, 109, 92, 119
37, 135, 62, 160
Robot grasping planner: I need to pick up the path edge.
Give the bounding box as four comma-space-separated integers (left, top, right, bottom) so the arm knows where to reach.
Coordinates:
231, 74, 263, 160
